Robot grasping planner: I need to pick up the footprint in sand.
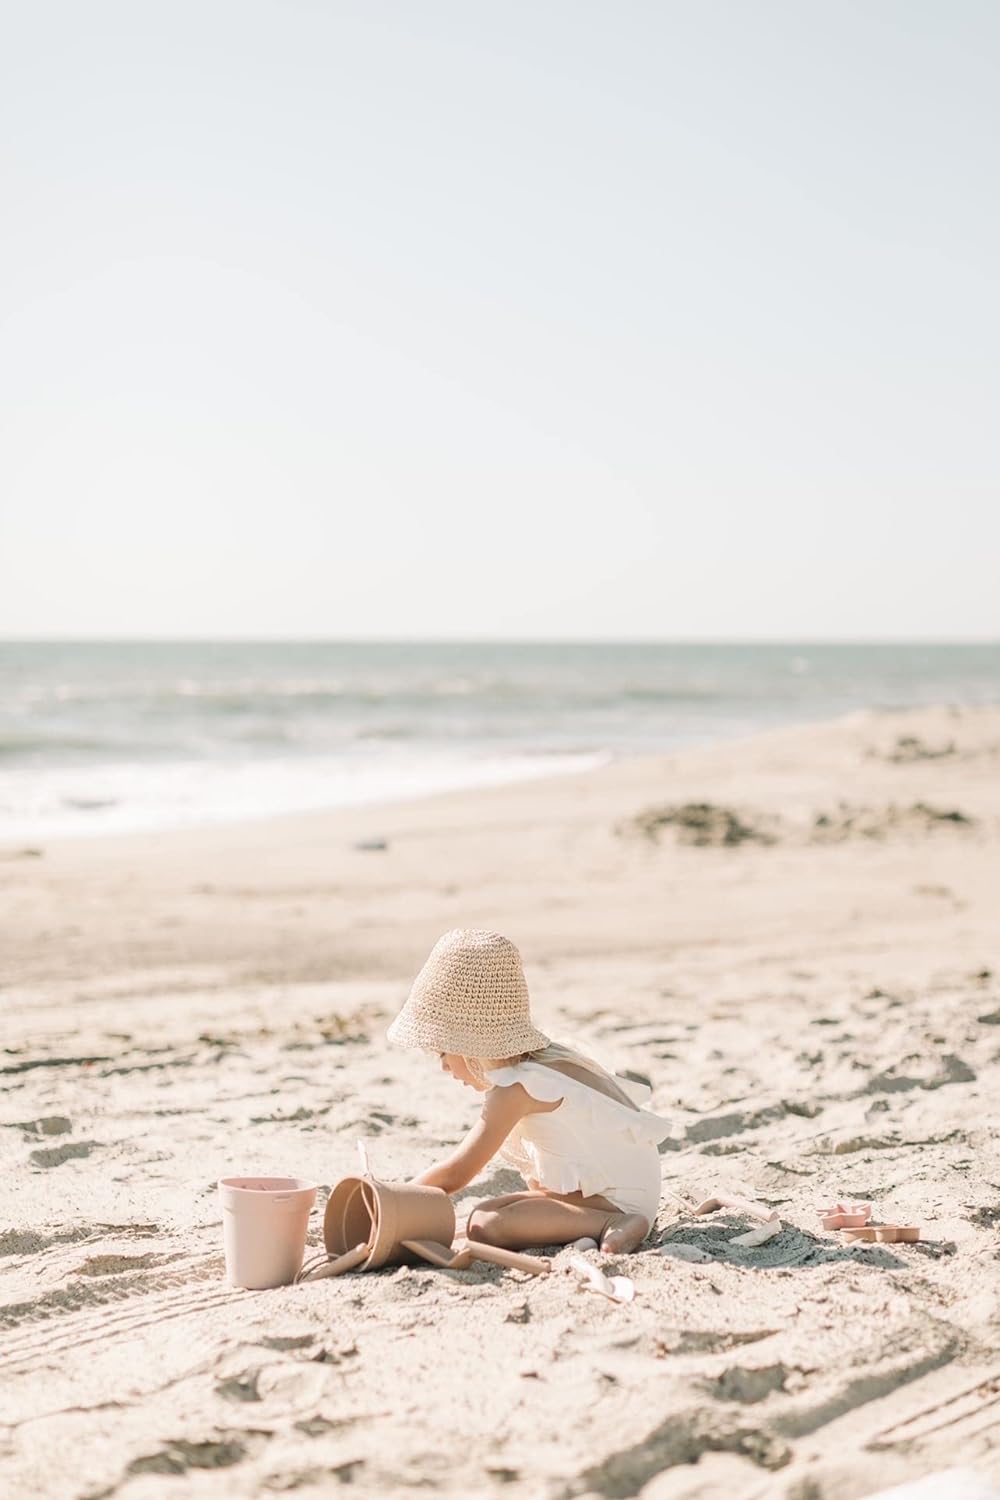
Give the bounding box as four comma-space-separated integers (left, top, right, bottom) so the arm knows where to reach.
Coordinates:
217, 1369, 262, 1403
29, 1140, 98, 1168
259, 1333, 318, 1351
682, 1106, 785, 1145
0, 1225, 93, 1257
127, 1438, 251, 1477
294, 1416, 358, 1437
702, 1362, 798, 1404
658, 1327, 778, 1356
75, 1252, 180, 1277
14, 1116, 73, 1138
246, 1361, 329, 1413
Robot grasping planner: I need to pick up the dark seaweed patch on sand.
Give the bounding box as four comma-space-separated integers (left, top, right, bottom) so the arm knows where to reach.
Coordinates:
621, 802, 779, 847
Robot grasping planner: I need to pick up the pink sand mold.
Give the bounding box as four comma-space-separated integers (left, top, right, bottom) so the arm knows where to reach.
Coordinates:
817, 1201, 921, 1244
819, 1202, 873, 1231
842, 1224, 921, 1244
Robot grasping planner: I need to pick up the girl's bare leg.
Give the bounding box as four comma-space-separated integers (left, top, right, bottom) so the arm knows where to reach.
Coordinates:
454, 1189, 536, 1236
600, 1213, 650, 1254
467, 1190, 649, 1253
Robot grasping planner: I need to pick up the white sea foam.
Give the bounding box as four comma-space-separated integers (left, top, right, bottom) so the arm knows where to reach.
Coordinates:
0, 749, 609, 841
1, 640, 996, 840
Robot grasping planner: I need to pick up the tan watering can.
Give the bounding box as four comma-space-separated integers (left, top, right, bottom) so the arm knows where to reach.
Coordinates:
296, 1173, 549, 1282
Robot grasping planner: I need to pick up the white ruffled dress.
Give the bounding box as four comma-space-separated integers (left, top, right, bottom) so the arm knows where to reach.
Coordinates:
484, 1058, 672, 1222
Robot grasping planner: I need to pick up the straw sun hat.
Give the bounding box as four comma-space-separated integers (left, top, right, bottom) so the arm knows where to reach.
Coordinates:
387, 929, 549, 1059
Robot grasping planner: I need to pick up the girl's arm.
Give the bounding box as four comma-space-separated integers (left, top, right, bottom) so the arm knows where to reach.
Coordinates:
411, 1084, 537, 1194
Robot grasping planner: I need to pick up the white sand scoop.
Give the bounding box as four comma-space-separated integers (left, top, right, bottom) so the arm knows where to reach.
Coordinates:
566, 1253, 635, 1303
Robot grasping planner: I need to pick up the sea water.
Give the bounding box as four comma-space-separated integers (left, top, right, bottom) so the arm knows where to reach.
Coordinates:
1, 640, 996, 839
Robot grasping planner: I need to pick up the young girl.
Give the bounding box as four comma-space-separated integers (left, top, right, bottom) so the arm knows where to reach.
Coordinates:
387, 928, 672, 1254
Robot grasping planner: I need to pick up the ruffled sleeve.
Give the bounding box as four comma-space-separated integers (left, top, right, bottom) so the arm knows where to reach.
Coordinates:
486, 1060, 672, 1146
486, 1062, 565, 1099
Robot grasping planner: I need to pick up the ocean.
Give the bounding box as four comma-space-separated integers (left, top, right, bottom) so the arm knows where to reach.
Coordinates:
1, 641, 997, 840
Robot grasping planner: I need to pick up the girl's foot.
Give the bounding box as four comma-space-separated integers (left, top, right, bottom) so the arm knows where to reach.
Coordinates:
599, 1213, 649, 1254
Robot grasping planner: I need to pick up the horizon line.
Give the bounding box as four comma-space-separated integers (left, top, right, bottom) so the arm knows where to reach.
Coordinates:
0, 635, 997, 649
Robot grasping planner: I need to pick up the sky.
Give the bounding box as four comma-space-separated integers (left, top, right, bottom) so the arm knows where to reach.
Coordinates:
1, 0, 997, 641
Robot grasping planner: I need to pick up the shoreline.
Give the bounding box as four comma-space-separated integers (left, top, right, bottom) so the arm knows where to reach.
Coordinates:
0, 745, 613, 849
0, 699, 981, 857
4, 701, 997, 992
4, 634, 998, 845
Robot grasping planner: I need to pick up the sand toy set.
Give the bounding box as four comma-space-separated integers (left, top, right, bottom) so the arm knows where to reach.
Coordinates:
817, 1201, 921, 1243
219, 1168, 922, 1294
297, 1171, 550, 1282
219, 1157, 550, 1292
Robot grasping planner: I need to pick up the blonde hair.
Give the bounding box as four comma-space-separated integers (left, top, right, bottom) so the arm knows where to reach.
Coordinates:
467, 1040, 640, 1111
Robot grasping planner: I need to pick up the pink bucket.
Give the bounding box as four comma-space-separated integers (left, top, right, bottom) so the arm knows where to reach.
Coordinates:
219, 1176, 317, 1289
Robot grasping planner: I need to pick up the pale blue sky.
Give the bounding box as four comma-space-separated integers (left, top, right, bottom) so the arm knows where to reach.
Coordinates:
1, 0, 997, 640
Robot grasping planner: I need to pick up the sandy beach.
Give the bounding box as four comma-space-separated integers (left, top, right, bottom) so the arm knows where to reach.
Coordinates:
3, 703, 1000, 1499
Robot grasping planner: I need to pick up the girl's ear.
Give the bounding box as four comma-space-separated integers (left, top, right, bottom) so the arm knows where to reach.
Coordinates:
464, 1057, 488, 1087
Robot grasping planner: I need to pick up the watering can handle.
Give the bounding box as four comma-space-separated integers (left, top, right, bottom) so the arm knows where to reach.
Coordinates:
295, 1242, 368, 1283
461, 1241, 551, 1276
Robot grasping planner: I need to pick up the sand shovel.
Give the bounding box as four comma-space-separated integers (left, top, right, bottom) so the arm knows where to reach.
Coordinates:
566, 1253, 635, 1303
693, 1192, 783, 1248
401, 1237, 552, 1276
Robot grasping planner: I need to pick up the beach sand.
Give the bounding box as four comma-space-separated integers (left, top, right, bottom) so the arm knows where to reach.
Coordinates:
3, 704, 1000, 1499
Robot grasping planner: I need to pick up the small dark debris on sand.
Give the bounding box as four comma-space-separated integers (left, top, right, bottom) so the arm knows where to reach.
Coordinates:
967, 1205, 1000, 1228
623, 802, 778, 847
811, 802, 974, 842
879, 734, 958, 763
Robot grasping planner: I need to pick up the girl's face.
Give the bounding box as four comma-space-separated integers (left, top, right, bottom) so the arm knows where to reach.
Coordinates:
439, 1053, 488, 1091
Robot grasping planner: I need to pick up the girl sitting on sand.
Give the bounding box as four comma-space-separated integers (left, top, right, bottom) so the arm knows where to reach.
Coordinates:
387, 929, 671, 1254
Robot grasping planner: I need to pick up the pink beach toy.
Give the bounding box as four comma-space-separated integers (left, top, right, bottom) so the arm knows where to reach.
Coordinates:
818, 1202, 872, 1231
219, 1176, 317, 1289
842, 1223, 921, 1244
295, 1172, 550, 1283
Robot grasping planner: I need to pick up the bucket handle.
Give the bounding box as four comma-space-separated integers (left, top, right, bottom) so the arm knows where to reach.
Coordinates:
295, 1242, 368, 1284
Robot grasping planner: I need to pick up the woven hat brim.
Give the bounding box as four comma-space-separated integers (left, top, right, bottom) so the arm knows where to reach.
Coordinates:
387, 927, 546, 1059
386, 1004, 549, 1058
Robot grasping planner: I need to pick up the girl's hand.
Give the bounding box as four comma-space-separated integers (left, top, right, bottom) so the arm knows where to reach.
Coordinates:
411, 1083, 541, 1195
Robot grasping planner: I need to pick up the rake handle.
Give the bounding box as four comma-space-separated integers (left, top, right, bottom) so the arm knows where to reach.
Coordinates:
459, 1240, 552, 1276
